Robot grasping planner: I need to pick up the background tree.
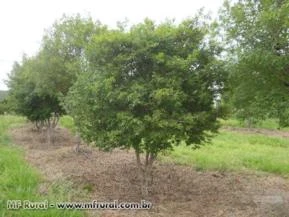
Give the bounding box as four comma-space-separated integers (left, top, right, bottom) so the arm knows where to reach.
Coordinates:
66, 17, 225, 195
219, 0, 289, 127
37, 14, 106, 96
7, 56, 64, 142
0, 99, 9, 115
0, 91, 9, 114
0, 90, 8, 101
7, 15, 105, 142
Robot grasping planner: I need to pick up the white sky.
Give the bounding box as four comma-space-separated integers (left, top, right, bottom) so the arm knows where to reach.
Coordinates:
0, 0, 224, 90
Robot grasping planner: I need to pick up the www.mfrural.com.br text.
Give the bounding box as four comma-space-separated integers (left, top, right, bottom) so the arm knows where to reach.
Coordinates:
6, 200, 152, 210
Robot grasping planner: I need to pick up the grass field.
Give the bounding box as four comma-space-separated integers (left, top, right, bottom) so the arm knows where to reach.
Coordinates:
161, 130, 289, 177
0, 115, 84, 217
59, 116, 289, 177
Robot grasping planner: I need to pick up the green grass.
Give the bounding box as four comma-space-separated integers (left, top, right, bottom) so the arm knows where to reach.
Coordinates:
161, 130, 289, 177
59, 115, 77, 134
59, 116, 289, 177
0, 115, 85, 217
219, 118, 245, 128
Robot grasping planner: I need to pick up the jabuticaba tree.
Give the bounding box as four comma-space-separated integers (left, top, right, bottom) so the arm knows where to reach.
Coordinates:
219, 0, 289, 127
7, 56, 65, 136
38, 14, 107, 96
66, 16, 226, 196
7, 15, 105, 140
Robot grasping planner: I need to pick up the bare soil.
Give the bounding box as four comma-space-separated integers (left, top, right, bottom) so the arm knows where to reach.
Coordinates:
10, 125, 289, 217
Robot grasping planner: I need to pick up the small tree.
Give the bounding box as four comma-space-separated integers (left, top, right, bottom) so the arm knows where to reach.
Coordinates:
7, 56, 64, 143
66, 18, 225, 196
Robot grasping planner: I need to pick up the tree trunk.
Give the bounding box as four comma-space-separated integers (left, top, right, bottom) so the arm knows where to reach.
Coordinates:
47, 126, 52, 144
46, 119, 52, 144
246, 118, 253, 128
75, 132, 81, 153
135, 150, 155, 197
45, 113, 59, 145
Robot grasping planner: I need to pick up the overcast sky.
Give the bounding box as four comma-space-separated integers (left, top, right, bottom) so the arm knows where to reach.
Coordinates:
0, 0, 224, 90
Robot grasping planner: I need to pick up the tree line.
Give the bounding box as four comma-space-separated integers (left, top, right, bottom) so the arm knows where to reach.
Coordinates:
5, 0, 289, 195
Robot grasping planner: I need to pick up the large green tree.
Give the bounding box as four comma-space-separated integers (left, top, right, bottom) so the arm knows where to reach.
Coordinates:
220, 0, 289, 127
66, 18, 225, 195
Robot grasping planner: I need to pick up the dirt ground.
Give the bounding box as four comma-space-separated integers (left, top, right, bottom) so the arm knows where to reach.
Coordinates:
10, 125, 289, 217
